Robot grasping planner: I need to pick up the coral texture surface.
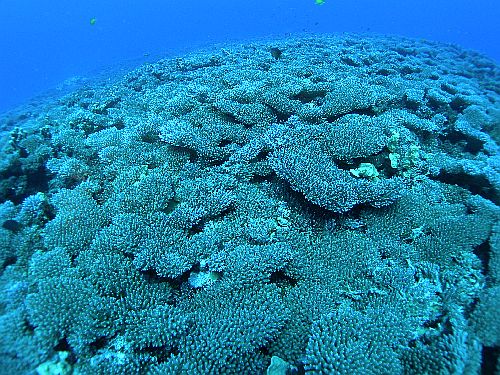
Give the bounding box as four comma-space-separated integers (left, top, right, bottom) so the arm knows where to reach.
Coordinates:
0, 34, 499, 374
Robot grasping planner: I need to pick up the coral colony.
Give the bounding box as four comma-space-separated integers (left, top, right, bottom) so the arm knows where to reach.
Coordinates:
0, 35, 499, 374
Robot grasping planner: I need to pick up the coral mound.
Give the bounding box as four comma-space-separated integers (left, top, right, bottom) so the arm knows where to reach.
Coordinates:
1, 34, 499, 374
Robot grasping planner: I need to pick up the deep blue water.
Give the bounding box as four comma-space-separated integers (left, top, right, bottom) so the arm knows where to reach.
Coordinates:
1, 0, 499, 114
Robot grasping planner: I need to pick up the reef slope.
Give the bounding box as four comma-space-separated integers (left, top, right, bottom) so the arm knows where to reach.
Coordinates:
0, 34, 499, 374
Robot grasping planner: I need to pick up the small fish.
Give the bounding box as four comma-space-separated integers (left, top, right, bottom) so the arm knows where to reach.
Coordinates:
315, 0, 325, 5
90, 18, 97, 25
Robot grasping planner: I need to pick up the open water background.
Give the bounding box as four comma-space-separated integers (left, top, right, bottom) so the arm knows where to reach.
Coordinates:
0, 0, 499, 114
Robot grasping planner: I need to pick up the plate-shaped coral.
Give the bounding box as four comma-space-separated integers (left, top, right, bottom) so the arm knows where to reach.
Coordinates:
0, 34, 499, 374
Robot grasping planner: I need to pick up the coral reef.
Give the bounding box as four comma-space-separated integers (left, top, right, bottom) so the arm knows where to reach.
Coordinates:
0, 34, 499, 374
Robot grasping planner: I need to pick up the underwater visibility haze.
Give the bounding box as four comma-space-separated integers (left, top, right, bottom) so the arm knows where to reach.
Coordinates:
0, 1, 499, 374
1, 0, 499, 113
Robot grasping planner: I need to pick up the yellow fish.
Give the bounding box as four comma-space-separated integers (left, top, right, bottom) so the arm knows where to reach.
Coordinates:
315, 0, 325, 4
90, 18, 96, 25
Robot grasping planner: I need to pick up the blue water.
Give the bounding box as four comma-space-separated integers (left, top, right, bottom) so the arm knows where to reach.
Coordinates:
0, 0, 499, 114
1, 1, 500, 373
